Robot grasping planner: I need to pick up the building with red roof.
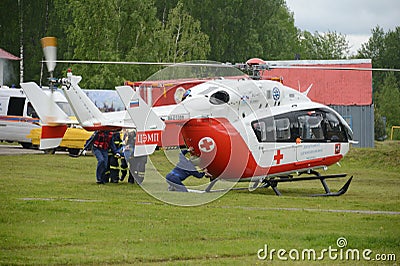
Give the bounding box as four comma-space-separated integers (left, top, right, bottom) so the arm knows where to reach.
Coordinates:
0, 48, 21, 87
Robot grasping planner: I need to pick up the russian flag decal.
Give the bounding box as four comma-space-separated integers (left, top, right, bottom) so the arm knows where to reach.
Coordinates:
129, 99, 139, 108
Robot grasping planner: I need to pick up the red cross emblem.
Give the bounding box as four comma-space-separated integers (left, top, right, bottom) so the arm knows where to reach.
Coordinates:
199, 137, 215, 153
273, 149, 284, 164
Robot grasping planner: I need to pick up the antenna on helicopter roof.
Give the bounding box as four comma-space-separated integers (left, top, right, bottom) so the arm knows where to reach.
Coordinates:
302, 84, 313, 96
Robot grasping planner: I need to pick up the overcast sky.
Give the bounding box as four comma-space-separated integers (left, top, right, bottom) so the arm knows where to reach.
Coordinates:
285, 0, 400, 54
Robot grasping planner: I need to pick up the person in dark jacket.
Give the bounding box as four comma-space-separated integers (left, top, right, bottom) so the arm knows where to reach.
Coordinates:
109, 131, 128, 183
86, 130, 114, 184
166, 147, 210, 192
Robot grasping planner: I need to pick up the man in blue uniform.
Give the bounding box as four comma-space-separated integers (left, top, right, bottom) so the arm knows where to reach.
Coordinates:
166, 147, 211, 192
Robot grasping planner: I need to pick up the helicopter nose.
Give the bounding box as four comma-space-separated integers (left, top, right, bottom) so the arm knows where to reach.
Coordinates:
181, 117, 252, 179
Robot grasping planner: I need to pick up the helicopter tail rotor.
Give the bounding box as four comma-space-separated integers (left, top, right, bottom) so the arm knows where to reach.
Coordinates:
41, 37, 57, 75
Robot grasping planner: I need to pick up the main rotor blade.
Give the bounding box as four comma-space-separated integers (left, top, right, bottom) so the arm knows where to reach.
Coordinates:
42, 59, 400, 72
268, 65, 400, 72
41, 60, 233, 68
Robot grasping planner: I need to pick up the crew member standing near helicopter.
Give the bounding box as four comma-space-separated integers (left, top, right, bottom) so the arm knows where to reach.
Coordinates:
120, 128, 148, 184
87, 130, 114, 184
122, 129, 137, 184
109, 131, 128, 183
166, 147, 211, 192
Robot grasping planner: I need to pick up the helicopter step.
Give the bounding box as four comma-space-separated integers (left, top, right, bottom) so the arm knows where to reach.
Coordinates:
203, 172, 353, 196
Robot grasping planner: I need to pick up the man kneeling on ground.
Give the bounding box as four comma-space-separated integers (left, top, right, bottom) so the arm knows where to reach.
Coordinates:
166, 147, 211, 192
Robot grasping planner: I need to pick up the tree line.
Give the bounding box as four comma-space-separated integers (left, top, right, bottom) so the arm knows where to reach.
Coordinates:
357, 26, 400, 137
0, 0, 399, 136
0, 0, 364, 86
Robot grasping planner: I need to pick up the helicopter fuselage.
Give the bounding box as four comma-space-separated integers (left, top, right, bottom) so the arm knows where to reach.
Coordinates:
177, 79, 353, 180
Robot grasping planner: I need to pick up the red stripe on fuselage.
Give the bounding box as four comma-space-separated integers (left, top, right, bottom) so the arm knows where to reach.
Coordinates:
267, 155, 342, 176
181, 117, 343, 180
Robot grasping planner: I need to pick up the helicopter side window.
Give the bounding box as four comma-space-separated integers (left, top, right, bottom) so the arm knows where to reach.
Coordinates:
298, 113, 324, 141
209, 90, 230, 105
252, 121, 263, 141
275, 118, 291, 141
252, 117, 275, 142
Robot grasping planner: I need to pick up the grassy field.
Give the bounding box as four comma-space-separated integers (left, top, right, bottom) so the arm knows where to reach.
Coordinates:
0, 141, 399, 265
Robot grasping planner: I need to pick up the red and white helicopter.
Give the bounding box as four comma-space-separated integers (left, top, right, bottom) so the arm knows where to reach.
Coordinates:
22, 37, 364, 196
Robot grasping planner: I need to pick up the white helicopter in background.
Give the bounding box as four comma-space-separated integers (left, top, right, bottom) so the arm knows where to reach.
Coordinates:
22, 37, 398, 196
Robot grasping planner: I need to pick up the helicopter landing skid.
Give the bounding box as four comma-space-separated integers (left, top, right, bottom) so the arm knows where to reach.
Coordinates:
260, 172, 353, 197
202, 172, 353, 196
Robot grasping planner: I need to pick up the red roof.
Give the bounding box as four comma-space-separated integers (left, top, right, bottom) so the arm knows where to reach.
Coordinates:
262, 59, 372, 106
0, 48, 20, 60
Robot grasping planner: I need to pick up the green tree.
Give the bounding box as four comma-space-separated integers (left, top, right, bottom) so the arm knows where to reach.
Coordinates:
357, 26, 400, 94
258, 0, 298, 59
67, 0, 127, 88
0, 0, 20, 86
357, 26, 385, 61
64, 0, 162, 88
296, 30, 350, 59
0, 0, 55, 85
357, 26, 387, 93
157, 1, 210, 63
176, 0, 298, 62
376, 72, 400, 128
357, 26, 400, 138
